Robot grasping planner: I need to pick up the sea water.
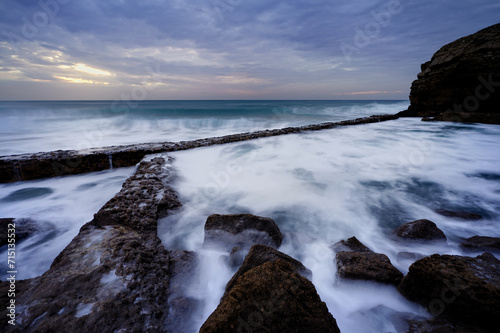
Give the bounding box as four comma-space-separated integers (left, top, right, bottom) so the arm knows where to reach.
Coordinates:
0, 100, 408, 155
158, 118, 500, 332
1, 100, 499, 332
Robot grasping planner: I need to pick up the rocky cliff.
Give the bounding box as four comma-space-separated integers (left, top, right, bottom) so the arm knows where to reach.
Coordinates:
399, 23, 500, 124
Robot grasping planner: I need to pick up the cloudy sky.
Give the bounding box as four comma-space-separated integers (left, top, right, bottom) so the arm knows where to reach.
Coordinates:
0, 0, 499, 100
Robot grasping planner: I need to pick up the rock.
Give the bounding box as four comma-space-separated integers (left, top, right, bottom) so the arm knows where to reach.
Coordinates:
435, 209, 482, 220
407, 317, 486, 333
394, 219, 447, 241
330, 236, 373, 253
0, 114, 398, 183
0, 156, 187, 332
93, 157, 181, 232
166, 250, 200, 333
461, 236, 500, 252
335, 251, 403, 286
203, 214, 283, 249
224, 244, 312, 297
200, 259, 341, 333
398, 23, 500, 124
0, 217, 38, 247
398, 253, 500, 333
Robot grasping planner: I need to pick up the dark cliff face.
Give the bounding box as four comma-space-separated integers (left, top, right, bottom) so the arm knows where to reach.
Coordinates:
400, 23, 500, 124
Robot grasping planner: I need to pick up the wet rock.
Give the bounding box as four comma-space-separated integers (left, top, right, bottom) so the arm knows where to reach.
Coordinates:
407, 317, 486, 333
225, 244, 311, 296
92, 157, 181, 232
0, 156, 186, 332
0, 114, 398, 183
0, 217, 38, 247
203, 214, 283, 249
200, 259, 340, 333
435, 209, 482, 220
460, 236, 500, 252
330, 236, 373, 253
398, 23, 500, 124
394, 219, 447, 241
398, 253, 500, 333
228, 246, 245, 268
335, 251, 403, 286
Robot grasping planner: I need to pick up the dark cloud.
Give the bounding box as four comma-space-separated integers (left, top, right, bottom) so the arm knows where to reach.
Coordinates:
0, 0, 499, 100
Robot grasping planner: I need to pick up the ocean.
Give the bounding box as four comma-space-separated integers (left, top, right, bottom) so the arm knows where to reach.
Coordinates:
1, 100, 500, 332
0, 100, 408, 155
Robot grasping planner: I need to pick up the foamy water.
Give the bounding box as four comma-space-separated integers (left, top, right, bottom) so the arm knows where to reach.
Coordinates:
158, 118, 500, 332
2, 100, 499, 332
0, 100, 409, 155
0, 167, 133, 280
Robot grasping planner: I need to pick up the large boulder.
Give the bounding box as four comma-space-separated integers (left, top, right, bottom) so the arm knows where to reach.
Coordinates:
336, 251, 403, 286
330, 236, 373, 253
394, 219, 447, 241
203, 214, 283, 249
224, 244, 311, 297
398, 23, 500, 124
461, 236, 500, 252
200, 258, 340, 333
398, 253, 500, 333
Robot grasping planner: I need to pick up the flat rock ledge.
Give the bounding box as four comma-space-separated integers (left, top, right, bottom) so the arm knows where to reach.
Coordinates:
0, 114, 398, 183
0, 156, 188, 332
200, 246, 340, 333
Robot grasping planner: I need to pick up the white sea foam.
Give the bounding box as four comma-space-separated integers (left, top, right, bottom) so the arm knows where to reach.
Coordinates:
74, 303, 94, 318
0, 167, 134, 280
0, 101, 409, 155
159, 118, 500, 332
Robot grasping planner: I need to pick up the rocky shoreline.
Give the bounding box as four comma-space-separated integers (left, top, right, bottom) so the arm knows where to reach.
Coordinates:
2, 156, 499, 332
1, 22, 500, 333
0, 114, 398, 183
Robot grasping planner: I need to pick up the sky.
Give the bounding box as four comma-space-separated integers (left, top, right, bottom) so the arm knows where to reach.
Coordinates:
0, 0, 499, 101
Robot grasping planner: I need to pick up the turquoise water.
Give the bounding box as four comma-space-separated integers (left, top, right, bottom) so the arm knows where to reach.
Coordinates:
0, 100, 409, 155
